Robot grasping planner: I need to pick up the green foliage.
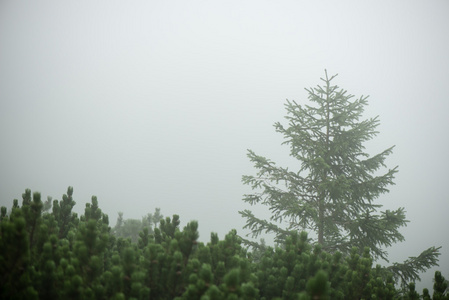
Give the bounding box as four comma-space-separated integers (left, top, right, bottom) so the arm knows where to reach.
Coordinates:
388, 246, 442, 286
0, 187, 446, 299
112, 208, 163, 243
305, 270, 330, 300
52, 186, 77, 239
404, 282, 420, 300
239, 71, 440, 282
0, 207, 38, 299
432, 271, 449, 300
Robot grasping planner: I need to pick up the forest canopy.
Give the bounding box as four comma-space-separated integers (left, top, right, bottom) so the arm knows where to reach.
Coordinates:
0, 187, 447, 299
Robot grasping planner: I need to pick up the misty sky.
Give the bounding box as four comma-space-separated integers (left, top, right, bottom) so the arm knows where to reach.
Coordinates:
1, 0, 448, 290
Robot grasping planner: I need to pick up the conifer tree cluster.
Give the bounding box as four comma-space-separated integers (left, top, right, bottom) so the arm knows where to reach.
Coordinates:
1, 187, 448, 299
112, 209, 163, 243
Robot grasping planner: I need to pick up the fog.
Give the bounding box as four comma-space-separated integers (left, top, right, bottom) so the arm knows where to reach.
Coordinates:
1, 0, 448, 291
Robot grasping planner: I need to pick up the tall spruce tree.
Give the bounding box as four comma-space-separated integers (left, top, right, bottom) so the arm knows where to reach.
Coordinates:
240, 71, 440, 282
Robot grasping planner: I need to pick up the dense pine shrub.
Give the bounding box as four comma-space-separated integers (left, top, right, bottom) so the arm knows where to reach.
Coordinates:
1, 187, 447, 299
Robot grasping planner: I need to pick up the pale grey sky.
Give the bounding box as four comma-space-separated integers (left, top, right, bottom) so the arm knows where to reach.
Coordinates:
1, 0, 448, 290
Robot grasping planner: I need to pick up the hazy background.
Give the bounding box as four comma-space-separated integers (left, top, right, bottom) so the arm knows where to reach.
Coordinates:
1, 0, 448, 290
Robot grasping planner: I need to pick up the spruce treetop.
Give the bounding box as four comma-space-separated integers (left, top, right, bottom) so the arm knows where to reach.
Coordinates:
241, 71, 440, 283
241, 71, 439, 267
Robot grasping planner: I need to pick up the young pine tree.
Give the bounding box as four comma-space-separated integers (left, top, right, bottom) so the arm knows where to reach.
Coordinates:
240, 71, 440, 282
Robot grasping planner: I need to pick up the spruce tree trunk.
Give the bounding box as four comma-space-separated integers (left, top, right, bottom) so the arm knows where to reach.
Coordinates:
318, 193, 325, 245
318, 82, 331, 247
